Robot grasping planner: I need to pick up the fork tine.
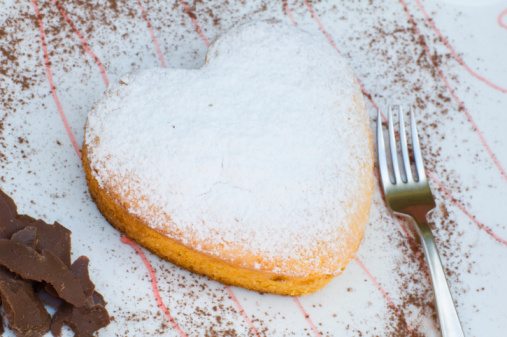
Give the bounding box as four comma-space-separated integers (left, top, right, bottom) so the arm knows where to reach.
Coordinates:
410, 107, 428, 182
377, 109, 391, 186
388, 105, 403, 184
398, 106, 414, 182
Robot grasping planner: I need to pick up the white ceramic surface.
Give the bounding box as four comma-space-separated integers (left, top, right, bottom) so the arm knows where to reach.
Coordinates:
1, 0, 506, 336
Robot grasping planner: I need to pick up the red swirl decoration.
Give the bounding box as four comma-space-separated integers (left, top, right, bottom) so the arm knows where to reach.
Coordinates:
499, 9, 507, 30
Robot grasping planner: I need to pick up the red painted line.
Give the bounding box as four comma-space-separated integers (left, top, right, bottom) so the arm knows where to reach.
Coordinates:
136, 0, 167, 68
179, 0, 210, 47
293, 297, 322, 337
51, 0, 109, 86
357, 78, 379, 110
282, 0, 297, 26
225, 286, 261, 337
414, 0, 507, 93
31, 0, 82, 158
354, 257, 417, 336
300, 0, 377, 108
121, 237, 188, 337
499, 9, 507, 30
427, 171, 507, 246
302, 0, 339, 54
399, 0, 507, 182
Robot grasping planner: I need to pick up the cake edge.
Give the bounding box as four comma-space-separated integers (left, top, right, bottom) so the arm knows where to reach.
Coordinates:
82, 143, 338, 296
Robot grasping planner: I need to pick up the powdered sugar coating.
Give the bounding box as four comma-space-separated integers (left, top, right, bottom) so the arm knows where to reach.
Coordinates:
84, 21, 373, 277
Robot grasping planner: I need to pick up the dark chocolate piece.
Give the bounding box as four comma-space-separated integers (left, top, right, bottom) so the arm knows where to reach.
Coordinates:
0, 188, 110, 336
38, 290, 63, 310
0, 296, 4, 335
0, 190, 72, 268
0, 189, 31, 239
0, 239, 87, 307
92, 291, 107, 308
71, 256, 95, 299
0, 267, 51, 337
32, 220, 72, 268
11, 226, 39, 250
51, 301, 110, 337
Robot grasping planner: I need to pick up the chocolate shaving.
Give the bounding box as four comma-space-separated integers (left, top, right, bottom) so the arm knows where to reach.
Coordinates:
71, 256, 95, 299
11, 226, 39, 250
38, 290, 63, 310
0, 189, 71, 268
0, 239, 87, 307
0, 267, 51, 337
0, 189, 28, 239
51, 301, 110, 337
0, 188, 110, 336
0, 297, 4, 335
0, 305, 3, 335
91, 291, 107, 308
30, 220, 72, 269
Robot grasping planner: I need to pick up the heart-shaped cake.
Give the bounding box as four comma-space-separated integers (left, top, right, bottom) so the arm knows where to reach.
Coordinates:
82, 20, 373, 296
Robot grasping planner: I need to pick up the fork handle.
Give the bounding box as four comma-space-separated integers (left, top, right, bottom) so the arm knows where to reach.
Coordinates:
415, 218, 465, 337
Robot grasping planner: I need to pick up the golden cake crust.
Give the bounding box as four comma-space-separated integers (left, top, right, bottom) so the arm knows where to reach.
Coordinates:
82, 144, 351, 295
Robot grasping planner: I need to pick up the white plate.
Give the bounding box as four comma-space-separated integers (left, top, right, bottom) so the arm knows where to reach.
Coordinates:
1, 0, 506, 335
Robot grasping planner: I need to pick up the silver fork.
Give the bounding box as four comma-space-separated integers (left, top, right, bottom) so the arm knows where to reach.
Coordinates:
377, 105, 465, 337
